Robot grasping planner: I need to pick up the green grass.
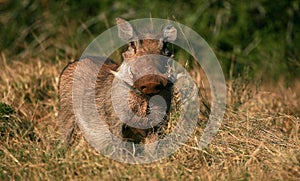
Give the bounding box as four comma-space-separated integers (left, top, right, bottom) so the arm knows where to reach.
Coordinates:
0, 0, 300, 180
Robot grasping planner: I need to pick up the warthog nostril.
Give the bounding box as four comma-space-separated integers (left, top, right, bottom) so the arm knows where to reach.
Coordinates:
134, 75, 168, 95
154, 84, 163, 91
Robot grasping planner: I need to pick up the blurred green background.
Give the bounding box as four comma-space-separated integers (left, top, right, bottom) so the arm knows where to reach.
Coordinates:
1, 0, 299, 83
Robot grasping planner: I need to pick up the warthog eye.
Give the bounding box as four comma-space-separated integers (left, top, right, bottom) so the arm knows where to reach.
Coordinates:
130, 42, 137, 53
162, 42, 172, 57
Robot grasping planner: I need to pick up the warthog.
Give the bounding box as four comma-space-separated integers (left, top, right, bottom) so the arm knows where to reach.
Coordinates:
58, 18, 181, 153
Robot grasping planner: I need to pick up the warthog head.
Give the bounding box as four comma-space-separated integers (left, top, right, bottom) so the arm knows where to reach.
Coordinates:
109, 18, 179, 143
112, 18, 177, 95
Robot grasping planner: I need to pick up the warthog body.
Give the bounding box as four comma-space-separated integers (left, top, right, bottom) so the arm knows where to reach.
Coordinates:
58, 18, 180, 150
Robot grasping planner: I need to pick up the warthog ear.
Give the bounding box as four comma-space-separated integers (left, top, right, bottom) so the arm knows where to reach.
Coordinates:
163, 25, 177, 42
116, 17, 135, 42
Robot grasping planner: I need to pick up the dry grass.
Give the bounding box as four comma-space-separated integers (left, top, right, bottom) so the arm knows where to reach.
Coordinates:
0, 53, 299, 180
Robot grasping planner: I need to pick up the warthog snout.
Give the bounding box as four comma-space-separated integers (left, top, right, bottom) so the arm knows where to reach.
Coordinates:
134, 74, 168, 95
